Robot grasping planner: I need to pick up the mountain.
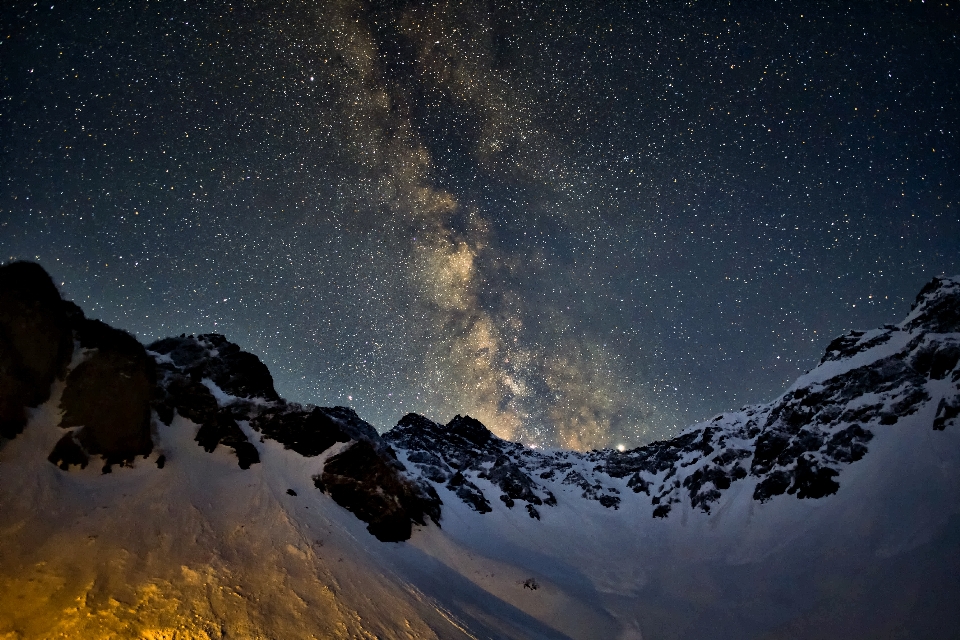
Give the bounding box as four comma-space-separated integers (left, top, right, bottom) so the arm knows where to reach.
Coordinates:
1, 261, 958, 639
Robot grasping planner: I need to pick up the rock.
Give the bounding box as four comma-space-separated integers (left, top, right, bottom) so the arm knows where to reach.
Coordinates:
319, 440, 442, 542
150, 336, 275, 469
47, 431, 89, 470
194, 408, 260, 469
789, 455, 840, 499
934, 396, 960, 431
251, 405, 351, 457
58, 320, 155, 465
906, 276, 960, 333
148, 333, 280, 401
154, 373, 219, 427
0, 261, 73, 439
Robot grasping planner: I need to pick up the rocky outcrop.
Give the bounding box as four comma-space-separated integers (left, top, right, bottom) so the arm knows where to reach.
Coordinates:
58, 315, 155, 467
146, 332, 441, 541
905, 276, 960, 333
384, 414, 559, 516
150, 334, 265, 468
318, 440, 441, 542
0, 262, 73, 439
0, 262, 155, 467
149, 334, 280, 401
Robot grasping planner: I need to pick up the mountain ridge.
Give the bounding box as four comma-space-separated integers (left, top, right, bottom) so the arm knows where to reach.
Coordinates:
1, 262, 958, 541
1, 262, 959, 639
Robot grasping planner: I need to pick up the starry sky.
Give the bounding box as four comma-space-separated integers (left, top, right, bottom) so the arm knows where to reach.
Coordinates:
2, 0, 958, 449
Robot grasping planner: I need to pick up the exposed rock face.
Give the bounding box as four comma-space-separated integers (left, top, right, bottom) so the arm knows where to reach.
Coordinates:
0, 262, 155, 466
150, 334, 266, 469
319, 440, 441, 542
905, 276, 960, 333
0, 262, 73, 439
47, 431, 89, 470
384, 414, 558, 516
251, 404, 353, 457
58, 316, 156, 467
149, 333, 280, 401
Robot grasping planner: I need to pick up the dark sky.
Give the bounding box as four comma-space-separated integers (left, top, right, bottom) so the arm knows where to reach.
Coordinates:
2, 0, 958, 449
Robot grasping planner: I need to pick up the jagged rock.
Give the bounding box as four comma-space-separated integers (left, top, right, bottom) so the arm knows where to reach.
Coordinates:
148, 333, 280, 401
754, 470, 792, 502
911, 339, 960, 380
789, 455, 840, 499
0, 261, 73, 439
821, 329, 893, 364
47, 431, 89, 470
444, 414, 494, 447
58, 319, 155, 466
322, 406, 382, 442
447, 471, 492, 513
154, 373, 219, 427
150, 335, 275, 468
906, 276, 960, 333
319, 440, 442, 542
934, 396, 960, 431
488, 456, 542, 506
251, 405, 351, 457
194, 409, 260, 469
384, 413, 562, 512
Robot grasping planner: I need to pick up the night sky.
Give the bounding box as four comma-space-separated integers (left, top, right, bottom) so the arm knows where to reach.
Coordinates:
2, 1, 958, 449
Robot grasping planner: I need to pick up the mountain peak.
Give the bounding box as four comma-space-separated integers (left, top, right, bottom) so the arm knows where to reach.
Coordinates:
905, 275, 960, 333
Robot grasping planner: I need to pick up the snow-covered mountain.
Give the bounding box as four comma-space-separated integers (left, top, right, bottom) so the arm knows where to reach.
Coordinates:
1, 261, 958, 639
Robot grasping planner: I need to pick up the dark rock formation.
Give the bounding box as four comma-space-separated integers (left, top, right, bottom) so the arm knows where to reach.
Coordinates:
0, 261, 73, 439
58, 317, 155, 466
319, 439, 441, 542
47, 431, 89, 470
194, 409, 260, 469
906, 276, 960, 333
150, 335, 268, 468
384, 413, 563, 513
149, 333, 280, 401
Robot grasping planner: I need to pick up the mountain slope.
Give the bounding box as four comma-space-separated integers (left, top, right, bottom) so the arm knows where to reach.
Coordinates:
0, 263, 958, 639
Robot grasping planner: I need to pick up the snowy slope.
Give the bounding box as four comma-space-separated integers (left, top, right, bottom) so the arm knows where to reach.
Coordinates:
1, 267, 959, 639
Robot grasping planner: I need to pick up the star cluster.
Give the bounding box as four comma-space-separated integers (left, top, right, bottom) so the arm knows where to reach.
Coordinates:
2, 0, 958, 449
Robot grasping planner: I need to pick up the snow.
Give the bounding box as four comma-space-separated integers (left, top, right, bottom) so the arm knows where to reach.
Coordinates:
4, 387, 959, 639
0, 387, 473, 639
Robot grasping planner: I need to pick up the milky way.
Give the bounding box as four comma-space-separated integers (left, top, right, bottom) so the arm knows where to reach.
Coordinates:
2, 1, 958, 448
